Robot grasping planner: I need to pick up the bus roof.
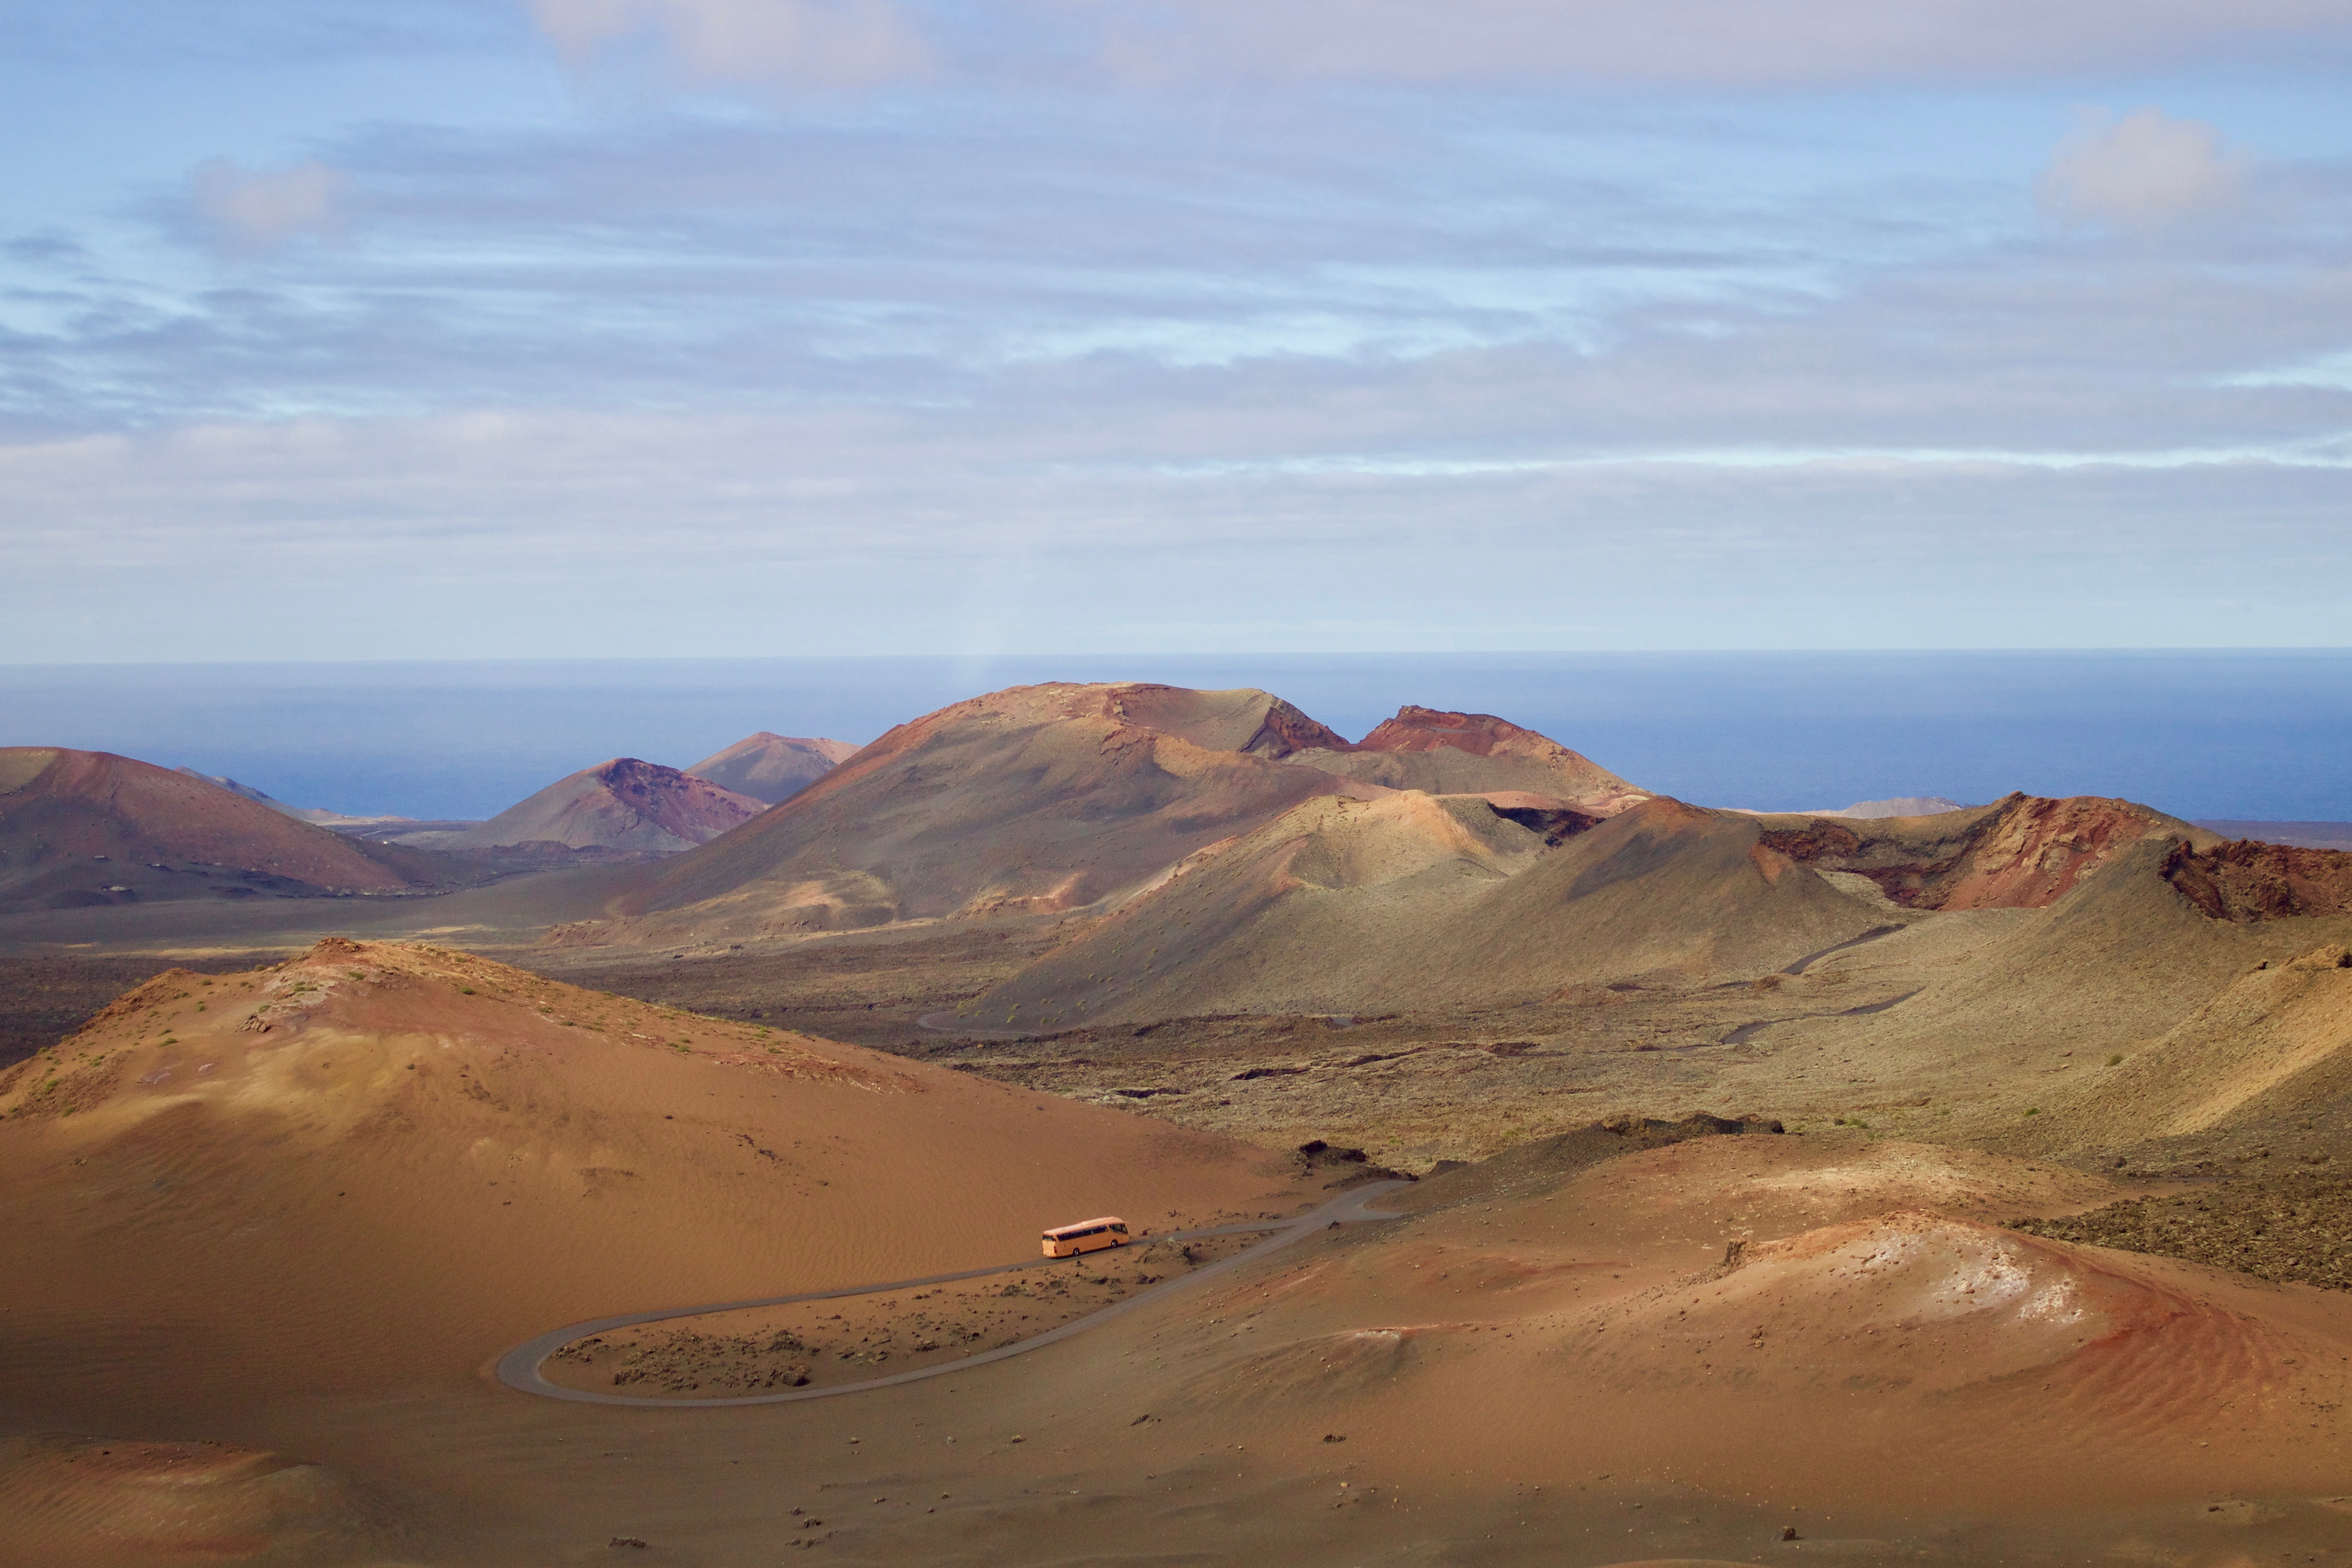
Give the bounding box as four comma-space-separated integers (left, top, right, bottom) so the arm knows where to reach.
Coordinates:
1043, 1216, 1126, 1237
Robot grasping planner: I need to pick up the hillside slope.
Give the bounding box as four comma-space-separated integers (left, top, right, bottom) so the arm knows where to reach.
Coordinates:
685, 732, 859, 805
0, 939, 1310, 1418
963, 790, 2247, 1030
1281, 706, 1648, 814
0, 748, 451, 912
438, 758, 766, 856
583, 684, 1376, 942
966, 796, 1896, 1025
958, 791, 1555, 1030
1699, 831, 2352, 1151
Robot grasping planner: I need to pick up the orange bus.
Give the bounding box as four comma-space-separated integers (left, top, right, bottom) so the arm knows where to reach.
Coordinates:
1042, 1216, 1132, 1258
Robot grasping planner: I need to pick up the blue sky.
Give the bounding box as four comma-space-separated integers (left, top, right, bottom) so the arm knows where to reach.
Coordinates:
4, 0, 2350, 660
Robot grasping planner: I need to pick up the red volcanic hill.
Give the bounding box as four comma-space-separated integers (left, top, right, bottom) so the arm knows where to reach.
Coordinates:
441, 758, 766, 857
1284, 705, 1649, 815
0, 748, 442, 911
684, 732, 859, 805
1749, 792, 2195, 910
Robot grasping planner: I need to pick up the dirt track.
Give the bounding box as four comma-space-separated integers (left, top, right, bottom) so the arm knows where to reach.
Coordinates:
498, 1181, 1410, 1407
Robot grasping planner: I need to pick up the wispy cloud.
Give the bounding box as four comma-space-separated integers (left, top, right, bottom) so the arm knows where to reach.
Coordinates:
1075, 0, 2352, 88
190, 158, 348, 254
2, 1, 2349, 656
523, 0, 934, 87
2038, 108, 2249, 231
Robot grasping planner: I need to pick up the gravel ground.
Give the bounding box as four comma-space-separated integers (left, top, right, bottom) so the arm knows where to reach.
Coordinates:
2011, 1171, 2352, 1291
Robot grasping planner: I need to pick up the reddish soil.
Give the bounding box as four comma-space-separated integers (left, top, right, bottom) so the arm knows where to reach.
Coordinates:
1354, 705, 1554, 759
2164, 838, 2352, 920
1762, 792, 2171, 910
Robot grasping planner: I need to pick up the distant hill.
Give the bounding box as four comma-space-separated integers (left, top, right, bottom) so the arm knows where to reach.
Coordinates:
577, 685, 1377, 941
1824, 796, 1968, 819
564, 684, 1655, 948
0, 747, 451, 911
960, 790, 2216, 1027
959, 794, 1884, 1027
173, 767, 411, 827
684, 732, 859, 805
2196, 820, 2352, 852
1282, 705, 1648, 815
436, 758, 767, 856
1725, 796, 1969, 819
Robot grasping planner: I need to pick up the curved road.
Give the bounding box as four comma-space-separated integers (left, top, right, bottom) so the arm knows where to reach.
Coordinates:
497, 1181, 1409, 1409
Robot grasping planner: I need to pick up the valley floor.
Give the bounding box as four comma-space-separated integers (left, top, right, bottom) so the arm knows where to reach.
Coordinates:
6, 896, 2352, 1565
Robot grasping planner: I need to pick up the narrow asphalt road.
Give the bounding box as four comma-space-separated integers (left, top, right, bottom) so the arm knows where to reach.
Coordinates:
495, 1180, 1410, 1409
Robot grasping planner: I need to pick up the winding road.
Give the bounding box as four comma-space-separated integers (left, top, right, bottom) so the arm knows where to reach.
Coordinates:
496, 1180, 1410, 1409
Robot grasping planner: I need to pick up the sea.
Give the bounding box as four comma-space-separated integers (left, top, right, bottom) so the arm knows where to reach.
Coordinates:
1, 652, 2347, 825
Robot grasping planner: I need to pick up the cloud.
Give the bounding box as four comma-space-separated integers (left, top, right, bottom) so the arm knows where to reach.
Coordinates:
523, 0, 933, 88
2037, 108, 2249, 230
1080, 0, 2352, 89
2, 410, 2348, 662
190, 158, 347, 252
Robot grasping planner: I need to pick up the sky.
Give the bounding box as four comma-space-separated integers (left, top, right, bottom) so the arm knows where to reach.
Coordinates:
4, 1, 2351, 661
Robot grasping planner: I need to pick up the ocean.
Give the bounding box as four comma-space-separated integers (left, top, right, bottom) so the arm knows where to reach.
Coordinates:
2, 652, 2347, 824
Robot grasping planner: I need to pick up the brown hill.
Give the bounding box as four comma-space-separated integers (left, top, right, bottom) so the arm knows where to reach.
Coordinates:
0, 939, 1310, 1419
439, 757, 766, 856
580, 684, 1379, 943
684, 732, 859, 805
1751, 792, 2196, 910
1281, 705, 1648, 814
963, 790, 2223, 1030
955, 791, 1556, 1030
965, 796, 1896, 1026
1689, 829, 2352, 1158
0, 748, 445, 912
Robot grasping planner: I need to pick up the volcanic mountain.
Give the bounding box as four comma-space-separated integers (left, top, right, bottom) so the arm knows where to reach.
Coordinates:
0, 748, 447, 912
0, 938, 1311, 1417
438, 758, 767, 857
1280, 705, 1648, 814
569, 685, 1657, 948
685, 732, 859, 805
582, 684, 1377, 941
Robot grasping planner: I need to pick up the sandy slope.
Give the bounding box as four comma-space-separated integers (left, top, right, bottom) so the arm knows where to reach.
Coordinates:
2022, 939, 2352, 1148
7, 949, 2352, 1563
1054, 1132, 2352, 1523
16, 1128, 2342, 1565
1697, 836, 2352, 1149
0, 939, 1312, 1426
